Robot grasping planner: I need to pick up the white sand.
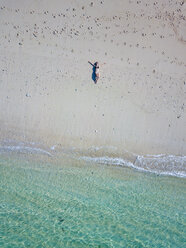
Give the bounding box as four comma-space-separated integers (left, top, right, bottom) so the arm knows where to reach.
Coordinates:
0, 0, 186, 155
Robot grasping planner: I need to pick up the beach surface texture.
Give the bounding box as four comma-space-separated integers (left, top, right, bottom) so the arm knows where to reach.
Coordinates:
0, 0, 186, 156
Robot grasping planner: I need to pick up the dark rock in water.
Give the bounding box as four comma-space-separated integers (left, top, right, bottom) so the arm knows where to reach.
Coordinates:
58, 217, 64, 223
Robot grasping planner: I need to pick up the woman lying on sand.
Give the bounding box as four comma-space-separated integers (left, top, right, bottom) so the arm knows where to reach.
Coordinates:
88, 61, 106, 84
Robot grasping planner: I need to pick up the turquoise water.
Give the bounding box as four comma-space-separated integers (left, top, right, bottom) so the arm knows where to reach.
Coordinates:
0, 152, 185, 247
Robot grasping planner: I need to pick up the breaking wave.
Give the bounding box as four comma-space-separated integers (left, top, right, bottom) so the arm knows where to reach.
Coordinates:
81, 154, 186, 178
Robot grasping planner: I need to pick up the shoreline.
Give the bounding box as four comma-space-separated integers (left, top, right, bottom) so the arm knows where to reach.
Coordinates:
0, 139, 185, 178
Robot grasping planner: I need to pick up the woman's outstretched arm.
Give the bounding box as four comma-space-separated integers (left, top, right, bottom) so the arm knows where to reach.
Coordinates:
88, 61, 94, 67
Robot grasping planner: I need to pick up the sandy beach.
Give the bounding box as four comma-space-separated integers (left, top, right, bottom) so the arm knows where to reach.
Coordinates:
0, 0, 186, 156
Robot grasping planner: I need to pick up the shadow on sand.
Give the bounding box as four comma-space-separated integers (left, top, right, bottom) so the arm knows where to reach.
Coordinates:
88, 61, 97, 83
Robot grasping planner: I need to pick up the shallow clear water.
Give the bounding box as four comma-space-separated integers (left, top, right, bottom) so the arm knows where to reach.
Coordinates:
0, 153, 185, 248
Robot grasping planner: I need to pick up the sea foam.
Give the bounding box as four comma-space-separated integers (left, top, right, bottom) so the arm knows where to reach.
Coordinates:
80, 154, 186, 178
0, 141, 185, 178
0, 145, 52, 156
